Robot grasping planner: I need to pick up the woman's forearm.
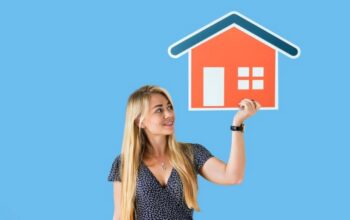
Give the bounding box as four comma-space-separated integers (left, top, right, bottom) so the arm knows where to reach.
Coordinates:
225, 130, 246, 184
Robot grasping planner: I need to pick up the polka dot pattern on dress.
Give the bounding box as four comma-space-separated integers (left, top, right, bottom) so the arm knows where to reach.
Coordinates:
108, 143, 214, 220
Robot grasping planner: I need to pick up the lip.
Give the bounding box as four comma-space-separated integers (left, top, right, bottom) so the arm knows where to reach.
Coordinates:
163, 121, 174, 126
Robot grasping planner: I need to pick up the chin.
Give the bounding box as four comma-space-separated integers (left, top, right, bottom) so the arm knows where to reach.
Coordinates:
163, 129, 174, 135
164, 131, 174, 135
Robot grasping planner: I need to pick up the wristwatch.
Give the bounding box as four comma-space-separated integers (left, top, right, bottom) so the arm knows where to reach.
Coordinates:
230, 123, 245, 132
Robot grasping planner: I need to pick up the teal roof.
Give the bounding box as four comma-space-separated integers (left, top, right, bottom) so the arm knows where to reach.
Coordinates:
169, 12, 300, 59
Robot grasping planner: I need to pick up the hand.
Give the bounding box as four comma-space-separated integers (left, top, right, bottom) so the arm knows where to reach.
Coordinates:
232, 99, 260, 126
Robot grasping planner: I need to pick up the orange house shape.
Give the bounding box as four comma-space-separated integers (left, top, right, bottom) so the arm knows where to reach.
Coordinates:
168, 12, 300, 110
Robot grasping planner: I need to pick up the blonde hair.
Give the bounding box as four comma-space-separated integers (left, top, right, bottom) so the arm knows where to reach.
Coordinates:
119, 85, 199, 220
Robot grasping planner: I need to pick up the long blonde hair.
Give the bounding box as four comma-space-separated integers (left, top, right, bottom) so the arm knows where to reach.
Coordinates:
119, 85, 199, 220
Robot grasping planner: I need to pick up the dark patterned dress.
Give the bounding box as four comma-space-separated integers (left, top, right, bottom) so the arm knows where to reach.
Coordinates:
108, 143, 214, 220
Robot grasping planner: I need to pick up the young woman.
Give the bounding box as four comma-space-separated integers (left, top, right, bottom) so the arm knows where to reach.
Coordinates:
108, 85, 260, 220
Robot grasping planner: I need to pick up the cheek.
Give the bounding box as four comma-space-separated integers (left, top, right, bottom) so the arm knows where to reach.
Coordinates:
146, 116, 163, 128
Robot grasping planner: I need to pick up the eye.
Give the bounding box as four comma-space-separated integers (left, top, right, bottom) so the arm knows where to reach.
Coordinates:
167, 104, 173, 111
155, 108, 163, 113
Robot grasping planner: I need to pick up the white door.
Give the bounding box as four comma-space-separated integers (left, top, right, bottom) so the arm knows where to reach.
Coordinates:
203, 67, 225, 106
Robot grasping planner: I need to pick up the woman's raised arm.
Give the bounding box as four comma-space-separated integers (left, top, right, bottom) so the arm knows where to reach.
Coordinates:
200, 99, 260, 185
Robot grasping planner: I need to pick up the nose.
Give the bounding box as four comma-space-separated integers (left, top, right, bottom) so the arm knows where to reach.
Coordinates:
164, 108, 173, 119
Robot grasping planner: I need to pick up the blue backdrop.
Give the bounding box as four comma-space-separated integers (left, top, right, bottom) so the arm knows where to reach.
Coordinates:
1, 1, 349, 219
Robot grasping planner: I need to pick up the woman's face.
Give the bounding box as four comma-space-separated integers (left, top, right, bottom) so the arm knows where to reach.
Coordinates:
141, 93, 175, 138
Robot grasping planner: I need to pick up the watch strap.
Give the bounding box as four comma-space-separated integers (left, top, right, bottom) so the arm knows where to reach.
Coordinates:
230, 124, 244, 132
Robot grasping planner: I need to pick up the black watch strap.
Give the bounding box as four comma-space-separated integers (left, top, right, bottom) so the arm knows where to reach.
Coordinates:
230, 124, 244, 132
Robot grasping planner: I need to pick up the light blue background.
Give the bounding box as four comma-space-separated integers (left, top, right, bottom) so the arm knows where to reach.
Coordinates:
1, 1, 349, 219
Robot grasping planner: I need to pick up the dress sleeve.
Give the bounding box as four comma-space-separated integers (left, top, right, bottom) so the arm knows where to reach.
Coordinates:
192, 143, 214, 173
108, 155, 122, 182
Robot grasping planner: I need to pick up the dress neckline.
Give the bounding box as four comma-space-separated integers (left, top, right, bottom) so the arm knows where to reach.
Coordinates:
141, 162, 174, 188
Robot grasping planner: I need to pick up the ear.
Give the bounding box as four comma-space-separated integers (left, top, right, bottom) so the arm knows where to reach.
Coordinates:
135, 117, 145, 128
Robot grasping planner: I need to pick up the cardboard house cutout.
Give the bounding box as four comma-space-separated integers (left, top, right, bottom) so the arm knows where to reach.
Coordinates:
168, 11, 300, 110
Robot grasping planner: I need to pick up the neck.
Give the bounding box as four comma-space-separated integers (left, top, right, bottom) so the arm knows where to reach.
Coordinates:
145, 135, 168, 157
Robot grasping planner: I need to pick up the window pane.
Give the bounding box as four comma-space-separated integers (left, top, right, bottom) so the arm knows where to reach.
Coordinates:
252, 67, 264, 77
238, 67, 249, 77
238, 80, 249, 90
252, 80, 264, 90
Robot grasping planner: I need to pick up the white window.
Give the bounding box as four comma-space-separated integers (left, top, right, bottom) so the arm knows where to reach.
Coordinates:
252, 67, 264, 77
203, 67, 225, 106
252, 80, 264, 90
238, 67, 249, 77
237, 67, 264, 90
238, 80, 249, 90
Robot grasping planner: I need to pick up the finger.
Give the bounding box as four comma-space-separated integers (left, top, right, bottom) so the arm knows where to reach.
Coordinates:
249, 99, 261, 111
238, 99, 246, 109
244, 99, 255, 110
245, 99, 255, 109
240, 99, 261, 112
247, 101, 255, 112
240, 99, 257, 111
251, 99, 257, 109
238, 101, 246, 110
239, 99, 250, 108
255, 101, 261, 110
241, 100, 253, 111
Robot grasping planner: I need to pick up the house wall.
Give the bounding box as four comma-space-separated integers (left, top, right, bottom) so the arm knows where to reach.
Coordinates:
191, 27, 276, 108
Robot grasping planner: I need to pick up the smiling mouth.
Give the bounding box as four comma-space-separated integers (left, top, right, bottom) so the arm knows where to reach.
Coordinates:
163, 121, 174, 126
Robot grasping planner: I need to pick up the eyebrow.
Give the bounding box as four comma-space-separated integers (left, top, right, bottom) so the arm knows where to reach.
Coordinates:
152, 102, 171, 109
